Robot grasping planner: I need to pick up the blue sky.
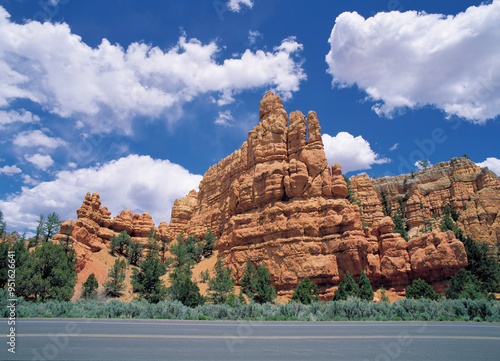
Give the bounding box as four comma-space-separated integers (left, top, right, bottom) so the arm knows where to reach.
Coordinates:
0, 0, 499, 233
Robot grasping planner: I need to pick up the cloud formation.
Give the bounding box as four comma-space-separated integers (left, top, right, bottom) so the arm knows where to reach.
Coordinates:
477, 157, 500, 177
0, 110, 40, 127
0, 7, 305, 133
326, 1, 500, 123
13, 130, 67, 148
0, 165, 21, 175
0, 155, 203, 232
322, 132, 389, 173
25, 154, 54, 171
227, 0, 254, 12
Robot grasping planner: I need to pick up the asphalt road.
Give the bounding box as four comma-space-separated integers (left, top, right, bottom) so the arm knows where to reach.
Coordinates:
2, 319, 500, 361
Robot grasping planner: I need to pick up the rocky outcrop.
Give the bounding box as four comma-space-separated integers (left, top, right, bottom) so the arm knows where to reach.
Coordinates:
350, 157, 500, 246
166, 91, 469, 296
53, 192, 161, 270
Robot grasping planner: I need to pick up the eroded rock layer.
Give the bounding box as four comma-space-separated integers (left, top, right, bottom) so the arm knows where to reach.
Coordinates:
350, 157, 500, 246
166, 92, 468, 296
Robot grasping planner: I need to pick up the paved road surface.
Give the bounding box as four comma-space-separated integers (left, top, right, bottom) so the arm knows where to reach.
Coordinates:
2, 319, 500, 360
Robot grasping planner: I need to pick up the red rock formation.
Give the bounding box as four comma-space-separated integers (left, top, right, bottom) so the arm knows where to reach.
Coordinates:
350, 157, 500, 245
166, 91, 469, 296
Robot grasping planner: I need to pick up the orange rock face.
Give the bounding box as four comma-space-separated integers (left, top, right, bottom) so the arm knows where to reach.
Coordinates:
166, 91, 469, 297
350, 157, 500, 246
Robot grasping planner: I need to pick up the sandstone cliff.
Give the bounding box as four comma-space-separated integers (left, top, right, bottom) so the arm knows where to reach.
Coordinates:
165, 91, 468, 297
350, 157, 500, 246
55, 91, 499, 299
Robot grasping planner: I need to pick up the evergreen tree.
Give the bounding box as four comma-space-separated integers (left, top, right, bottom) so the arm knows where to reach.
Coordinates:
240, 258, 257, 297
34, 214, 46, 244
252, 264, 275, 304
45, 212, 61, 242
131, 255, 167, 303
104, 259, 127, 297
405, 279, 438, 301
446, 269, 487, 300
17, 241, 77, 301
380, 191, 392, 217
110, 231, 131, 256
333, 272, 359, 301
291, 277, 319, 305
168, 265, 204, 307
82, 273, 99, 299
208, 257, 235, 304
0, 241, 10, 288
145, 228, 159, 259
169, 233, 191, 268
358, 271, 374, 301
202, 228, 216, 257
127, 239, 143, 266
0, 210, 6, 237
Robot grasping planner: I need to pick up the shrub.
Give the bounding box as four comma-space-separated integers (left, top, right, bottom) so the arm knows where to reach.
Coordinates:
291, 277, 320, 305
405, 279, 438, 301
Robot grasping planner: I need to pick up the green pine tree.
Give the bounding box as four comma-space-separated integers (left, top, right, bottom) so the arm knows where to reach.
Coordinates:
208, 257, 235, 304
168, 265, 204, 307
82, 273, 99, 299
110, 231, 131, 256
202, 228, 216, 257
104, 259, 127, 297
17, 241, 77, 301
45, 212, 61, 242
252, 264, 275, 304
240, 258, 257, 297
405, 279, 438, 301
358, 271, 374, 301
131, 255, 167, 303
127, 239, 143, 266
291, 277, 320, 305
333, 272, 359, 301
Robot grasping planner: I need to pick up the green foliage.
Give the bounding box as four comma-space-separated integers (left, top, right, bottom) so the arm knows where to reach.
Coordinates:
131, 255, 167, 303
291, 277, 320, 305
0, 241, 10, 288
17, 241, 77, 301
168, 232, 204, 267
418, 159, 430, 169
208, 257, 235, 304
240, 258, 257, 297
393, 214, 409, 241
333, 272, 360, 301
110, 231, 131, 256
145, 228, 160, 259
45, 212, 62, 242
441, 204, 459, 222
127, 239, 143, 266
0, 210, 6, 237
446, 269, 489, 300
455, 229, 500, 293
168, 265, 204, 307
200, 270, 210, 283
252, 264, 276, 304
405, 279, 438, 301
381, 191, 392, 217
34, 214, 46, 244
82, 273, 99, 299
202, 229, 216, 257
380, 288, 389, 303
343, 174, 357, 204
104, 259, 127, 297
358, 271, 374, 301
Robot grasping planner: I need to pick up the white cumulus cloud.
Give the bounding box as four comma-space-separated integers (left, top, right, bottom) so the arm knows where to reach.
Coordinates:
0, 109, 40, 127
477, 157, 500, 177
0, 7, 305, 133
0, 155, 203, 232
0, 165, 21, 175
326, 1, 500, 123
227, 0, 254, 12
322, 132, 390, 173
25, 154, 54, 171
13, 130, 67, 148
215, 110, 234, 127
